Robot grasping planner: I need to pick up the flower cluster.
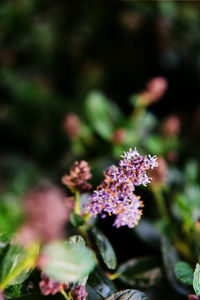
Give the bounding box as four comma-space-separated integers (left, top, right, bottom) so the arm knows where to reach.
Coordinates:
70, 285, 88, 300
39, 273, 69, 296
138, 77, 168, 106
62, 160, 92, 193
84, 148, 157, 228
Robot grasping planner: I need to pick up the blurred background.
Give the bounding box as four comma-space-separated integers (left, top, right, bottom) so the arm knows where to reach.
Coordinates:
1, 1, 200, 298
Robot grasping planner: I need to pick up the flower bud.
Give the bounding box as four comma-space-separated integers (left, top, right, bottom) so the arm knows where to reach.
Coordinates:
70, 285, 88, 300
112, 128, 126, 144
146, 77, 168, 102
62, 161, 92, 193
149, 157, 167, 188
161, 115, 180, 137
63, 113, 81, 139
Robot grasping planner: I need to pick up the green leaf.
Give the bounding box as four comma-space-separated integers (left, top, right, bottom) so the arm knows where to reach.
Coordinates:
105, 289, 149, 300
89, 227, 117, 270
42, 239, 96, 283
0, 242, 39, 286
174, 261, 193, 285
161, 237, 189, 295
70, 212, 85, 227
85, 91, 120, 140
0, 195, 24, 235
193, 263, 200, 295
117, 256, 161, 288
0, 234, 9, 257
88, 265, 117, 298
185, 161, 199, 183
4, 284, 22, 299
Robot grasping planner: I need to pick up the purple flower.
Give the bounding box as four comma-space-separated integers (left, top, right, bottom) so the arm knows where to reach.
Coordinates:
84, 148, 157, 228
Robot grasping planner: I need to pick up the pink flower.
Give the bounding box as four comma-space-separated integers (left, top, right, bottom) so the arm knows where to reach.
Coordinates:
146, 76, 168, 102
62, 161, 92, 193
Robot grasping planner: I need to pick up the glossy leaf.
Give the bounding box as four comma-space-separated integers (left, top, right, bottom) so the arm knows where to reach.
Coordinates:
70, 212, 85, 227
85, 91, 120, 140
0, 234, 9, 257
161, 237, 190, 295
0, 242, 39, 286
117, 256, 161, 288
193, 263, 200, 295
105, 289, 149, 300
174, 261, 193, 285
89, 227, 117, 270
88, 265, 117, 298
0, 195, 24, 235
42, 240, 96, 283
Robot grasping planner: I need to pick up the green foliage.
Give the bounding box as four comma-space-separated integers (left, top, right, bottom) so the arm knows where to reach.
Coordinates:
42, 238, 96, 283
88, 266, 117, 298
161, 237, 190, 295
0, 234, 9, 257
0, 242, 39, 286
117, 256, 161, 288
85, 91, 121, 140
105, 289, 149, 300
193, 263, 200, 296
4, 284, 23, 299
174, 261, 193, 285
89, 227, 117, 270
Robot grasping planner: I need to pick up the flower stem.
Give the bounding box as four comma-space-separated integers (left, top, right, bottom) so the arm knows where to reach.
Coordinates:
153, 187, 170, 224
60, 287, 71, 300
74, 191, 81, 215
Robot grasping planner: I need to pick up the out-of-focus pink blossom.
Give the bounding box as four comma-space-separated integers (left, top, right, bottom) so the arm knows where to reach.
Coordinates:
149, 157, 167, 187
63, 113, 81, 139
18, 183, 73, 245
112, 128, 126, 144
0, 290, 5, 300
161, 115, 180, 137
146, 77, 168, 102
166, 150, 179, 163
188, 295, 200, 300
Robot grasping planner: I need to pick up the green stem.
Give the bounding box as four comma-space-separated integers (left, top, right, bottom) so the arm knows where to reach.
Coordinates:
153, 188, 170, 224
107, 272, 120, 280
74, 191, 80, 215
60, 288, 71, 300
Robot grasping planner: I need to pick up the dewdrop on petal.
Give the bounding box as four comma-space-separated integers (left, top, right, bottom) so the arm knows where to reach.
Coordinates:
84, 148, 157, 228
